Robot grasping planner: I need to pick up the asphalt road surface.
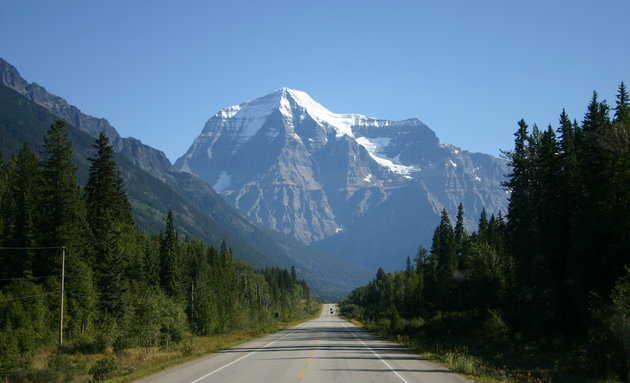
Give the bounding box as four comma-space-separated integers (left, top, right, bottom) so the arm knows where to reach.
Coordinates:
136, 304, 471, 383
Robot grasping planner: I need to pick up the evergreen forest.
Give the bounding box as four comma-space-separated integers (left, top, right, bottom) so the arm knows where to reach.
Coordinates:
0, 122, 315, 381
340, 83, 630, 381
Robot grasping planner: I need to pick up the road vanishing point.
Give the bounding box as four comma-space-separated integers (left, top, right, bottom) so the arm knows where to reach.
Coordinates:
136, 304, 472, 383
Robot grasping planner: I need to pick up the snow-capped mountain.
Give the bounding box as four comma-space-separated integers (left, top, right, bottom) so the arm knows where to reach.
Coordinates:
176, 88, 508, 270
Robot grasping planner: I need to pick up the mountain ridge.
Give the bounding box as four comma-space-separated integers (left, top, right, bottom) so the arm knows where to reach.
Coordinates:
0, 58, 371, 299
176, 87, 509, 270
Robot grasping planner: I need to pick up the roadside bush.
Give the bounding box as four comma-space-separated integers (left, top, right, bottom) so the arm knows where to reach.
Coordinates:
425, 310, 480, 341
444, 349, 479, 375
480, 309, 510, 346
8, 354, 88, 383
58, 334, 106, 354
122, 285, 189, 347
89, 356, 118, 381
340, 303, 362, 319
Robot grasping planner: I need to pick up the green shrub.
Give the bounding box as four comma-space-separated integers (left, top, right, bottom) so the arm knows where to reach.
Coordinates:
425, 310, 480, 341
480, 309, 510, 346
444, 350, 479, 375
89, 357, 118, 381
122, 286, 189, 347
340, 303, 362, 318
58, 335, 107, 354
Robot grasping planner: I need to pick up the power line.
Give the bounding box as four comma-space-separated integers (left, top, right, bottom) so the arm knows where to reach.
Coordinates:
0, 275, 61, 282
65, 290, 93, 300
0, 246, 65, 250
0, 245, 67, 344
0, 292, 57, 303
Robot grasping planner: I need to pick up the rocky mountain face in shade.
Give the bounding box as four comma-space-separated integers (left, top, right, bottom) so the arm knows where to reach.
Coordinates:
0, 58, 372, 298
176, 88, 509, 270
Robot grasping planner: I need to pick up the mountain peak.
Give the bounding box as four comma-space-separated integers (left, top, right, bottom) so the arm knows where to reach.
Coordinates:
246, 87, 324, 114
206, 88, 360, 147
177, 87, 509, 270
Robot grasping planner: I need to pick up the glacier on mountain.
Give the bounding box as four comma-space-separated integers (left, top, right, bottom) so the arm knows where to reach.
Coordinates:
175, 87, 509, 271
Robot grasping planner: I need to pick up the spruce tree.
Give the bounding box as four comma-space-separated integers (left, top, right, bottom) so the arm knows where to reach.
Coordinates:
454, 203, 468, 257
577, 93, 614, 299
85, 133, 133, 315
430, 209, 457, 310
37, 119, 95, 336
0, 156, 17, 280
160, 211, 180, 296
5, 145, 40, 277
142, 236, 161, 287
504, 120, 532, 254
405, 256, 413, 274
85, 132, 133, 235
37, 120, 91, 262
614, 81, 629, 124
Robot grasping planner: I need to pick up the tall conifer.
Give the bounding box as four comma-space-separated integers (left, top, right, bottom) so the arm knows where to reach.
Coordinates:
38, 119, 95, 335
85, 133, 133, 314
160, 211, 180, 296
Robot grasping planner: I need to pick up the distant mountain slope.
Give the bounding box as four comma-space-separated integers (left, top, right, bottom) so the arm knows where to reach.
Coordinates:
0, 59, 371, 299
176, 88, 509, 270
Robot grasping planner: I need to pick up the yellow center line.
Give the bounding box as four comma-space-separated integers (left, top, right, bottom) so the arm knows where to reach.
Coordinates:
299, 339, 320, 379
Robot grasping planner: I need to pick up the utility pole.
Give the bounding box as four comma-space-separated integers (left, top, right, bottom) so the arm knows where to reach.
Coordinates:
190, 279, 195, 322
59, 247, 65, 345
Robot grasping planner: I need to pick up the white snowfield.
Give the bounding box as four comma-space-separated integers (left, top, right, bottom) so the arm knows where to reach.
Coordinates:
206, 87, 422, 177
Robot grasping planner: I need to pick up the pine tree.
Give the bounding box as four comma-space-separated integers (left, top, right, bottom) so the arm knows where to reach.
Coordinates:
576, 93, 615, 299
95, 215, 127, 315
160, 211, 180, 296
477, 208, 489, 243
405, 256, 413, 274
37, 120, 91, 264
429, 209, 457, 310
0, 156, 17, 280
599, 83, 630, 307
37, 119, 95, 336
504, 120, 532, 250
142, 236, 161, 287
85, 133, 133, 315
558, 110, 581, 221
85, 132, 134, 235
454, 203, 468, 257
614, 81, 629, 124
5, 145, 40, 277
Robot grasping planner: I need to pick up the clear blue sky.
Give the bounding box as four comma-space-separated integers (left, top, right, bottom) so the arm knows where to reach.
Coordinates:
1, 0, 628, 161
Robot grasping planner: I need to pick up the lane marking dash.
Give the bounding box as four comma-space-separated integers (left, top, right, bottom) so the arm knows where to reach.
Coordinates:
189, 322, 310, 383
340, 321, 409, 383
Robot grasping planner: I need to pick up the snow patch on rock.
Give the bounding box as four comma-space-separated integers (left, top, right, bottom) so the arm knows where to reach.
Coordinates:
356, 136, 420, 176
213, 171, 231, 193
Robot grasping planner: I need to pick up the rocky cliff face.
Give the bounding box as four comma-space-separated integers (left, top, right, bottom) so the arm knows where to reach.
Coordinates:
0, 59, 120, 141
176, 88, 509, 270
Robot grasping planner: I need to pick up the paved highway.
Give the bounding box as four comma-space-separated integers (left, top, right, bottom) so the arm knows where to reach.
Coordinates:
136, 304, 471, 383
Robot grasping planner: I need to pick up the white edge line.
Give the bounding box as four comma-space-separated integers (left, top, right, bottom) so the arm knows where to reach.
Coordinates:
340, 321, 409, 383
189, 322, 310, 383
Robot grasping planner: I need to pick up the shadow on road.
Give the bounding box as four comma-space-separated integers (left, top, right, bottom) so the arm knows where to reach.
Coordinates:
217, 323, 434, 364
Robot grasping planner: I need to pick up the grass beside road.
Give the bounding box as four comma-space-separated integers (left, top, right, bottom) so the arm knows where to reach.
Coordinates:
102, 318, 313, 383
341, 316, 624, 383
339, 316, 552, 383
8, 313, 320, 383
